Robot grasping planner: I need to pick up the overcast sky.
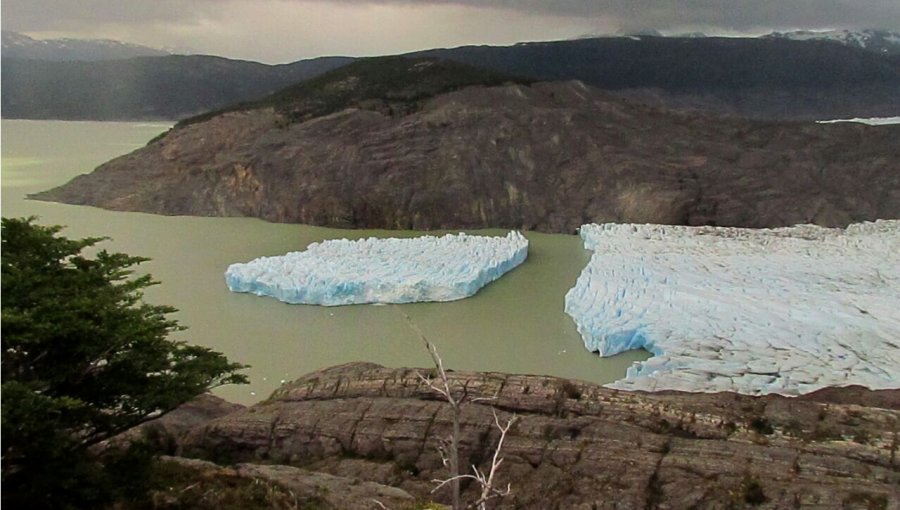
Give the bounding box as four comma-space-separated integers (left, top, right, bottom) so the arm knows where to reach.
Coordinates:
3, 0, 899, 63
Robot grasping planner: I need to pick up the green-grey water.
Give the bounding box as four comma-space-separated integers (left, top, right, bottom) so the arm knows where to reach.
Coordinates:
1, 119, 650, 404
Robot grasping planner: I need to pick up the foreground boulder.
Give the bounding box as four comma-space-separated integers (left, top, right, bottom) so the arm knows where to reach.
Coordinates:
181, 362, 899, 509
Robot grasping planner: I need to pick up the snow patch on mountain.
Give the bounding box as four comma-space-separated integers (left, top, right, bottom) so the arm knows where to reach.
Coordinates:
817, 116, 900, 126
2, 31, 170, 61
764, 29, 900, 55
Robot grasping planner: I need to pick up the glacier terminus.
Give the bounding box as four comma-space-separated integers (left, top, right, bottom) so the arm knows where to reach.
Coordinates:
565, 221, 900, 395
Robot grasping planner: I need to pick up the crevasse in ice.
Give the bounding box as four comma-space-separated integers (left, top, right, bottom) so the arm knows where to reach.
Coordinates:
564, 220, 900, 395
226, 231, 528, 306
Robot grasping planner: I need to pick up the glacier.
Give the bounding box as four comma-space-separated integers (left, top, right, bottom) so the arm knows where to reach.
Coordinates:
564, 221, 900, 395
226, 231, 528, 306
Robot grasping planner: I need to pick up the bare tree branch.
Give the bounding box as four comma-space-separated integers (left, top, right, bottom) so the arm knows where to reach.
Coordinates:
396, 306, 516, 510
466, 410, 517, 510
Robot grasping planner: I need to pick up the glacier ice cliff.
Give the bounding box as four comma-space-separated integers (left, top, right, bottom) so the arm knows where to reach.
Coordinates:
565, 221, 900, 395
226, 231, 528, 306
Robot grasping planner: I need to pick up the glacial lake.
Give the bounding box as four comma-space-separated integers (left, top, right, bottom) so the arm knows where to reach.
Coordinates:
1, 119, 650, 404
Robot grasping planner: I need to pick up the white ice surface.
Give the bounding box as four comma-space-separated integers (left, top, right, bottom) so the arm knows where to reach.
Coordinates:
816, 116, 900, 126
564, 221, 900, 395
226, 231, 528, 306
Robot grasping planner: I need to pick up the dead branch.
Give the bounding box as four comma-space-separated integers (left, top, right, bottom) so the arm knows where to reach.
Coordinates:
397, 307, 516, 510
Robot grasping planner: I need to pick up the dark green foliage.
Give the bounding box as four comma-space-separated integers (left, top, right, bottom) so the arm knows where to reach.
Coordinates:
741, 476, 768, 506
176, 56, 531, 128
646, 469, 664, 509
560, 380, 583, 400
852, 429, 871, 444
750, 417, 774, 435
722, 421, 738, 435
1, 217, 248, 509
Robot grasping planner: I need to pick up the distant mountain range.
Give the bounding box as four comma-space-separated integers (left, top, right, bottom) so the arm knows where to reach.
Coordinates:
3, 32, 899, 121
763, 29, 900, 56
575, 28, 900, 55
412, 36, 900, 119
1, 55, 354, 120
2, 31, 171, 61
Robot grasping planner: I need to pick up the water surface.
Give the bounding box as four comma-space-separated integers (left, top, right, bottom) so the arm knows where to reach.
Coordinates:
1, 119, 649, 403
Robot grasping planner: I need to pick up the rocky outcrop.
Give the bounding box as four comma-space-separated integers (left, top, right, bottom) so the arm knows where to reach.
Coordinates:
106, 394, 245, 453
155, 456, 416, 510
34, 79, 900, 233
182, 362, 900, 509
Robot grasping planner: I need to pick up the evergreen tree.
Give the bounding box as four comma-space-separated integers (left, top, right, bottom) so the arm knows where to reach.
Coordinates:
1, 217, 248, 509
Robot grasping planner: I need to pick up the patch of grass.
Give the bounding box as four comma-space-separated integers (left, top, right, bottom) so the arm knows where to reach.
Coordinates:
402, 501, 446, 510
843, 491, 889, 510
811, 425, 843, 442
145, 128, 172, 146
781, 419, 805, 437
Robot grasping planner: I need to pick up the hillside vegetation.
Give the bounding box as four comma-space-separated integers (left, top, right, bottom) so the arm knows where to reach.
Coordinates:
177, 56, 531, 127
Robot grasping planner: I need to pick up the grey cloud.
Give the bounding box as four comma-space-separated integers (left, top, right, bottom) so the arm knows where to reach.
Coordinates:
1, 0, 223, 31
3, 0, 898, 34
313, 0, 900, 31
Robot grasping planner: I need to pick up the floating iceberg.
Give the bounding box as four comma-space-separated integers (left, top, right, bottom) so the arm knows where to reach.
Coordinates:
226, 231, 528, 306
565, 221, 900, 395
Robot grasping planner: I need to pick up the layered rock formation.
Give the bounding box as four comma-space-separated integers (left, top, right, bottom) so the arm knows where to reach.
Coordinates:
180, 362, 900, 509
33, 60, 900, 233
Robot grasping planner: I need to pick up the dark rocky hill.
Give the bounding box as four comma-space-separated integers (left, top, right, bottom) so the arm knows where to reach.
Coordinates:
176, 362, 900, 509
1, 54, 353, 120
33, 58, 900, 233
417, 36, 900, 120
419, 36, 900, 91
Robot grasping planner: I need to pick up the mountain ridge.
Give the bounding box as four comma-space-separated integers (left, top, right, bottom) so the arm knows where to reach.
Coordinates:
32, 59, 900, 233
2, 30, 170, 61
4, 35, 900, 121
1, 54, 354, 121
763, 28, 900, 55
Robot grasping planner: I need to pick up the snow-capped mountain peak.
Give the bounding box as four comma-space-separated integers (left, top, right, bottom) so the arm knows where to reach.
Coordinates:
763, 29, 900, 55
2, 31, 171, 61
